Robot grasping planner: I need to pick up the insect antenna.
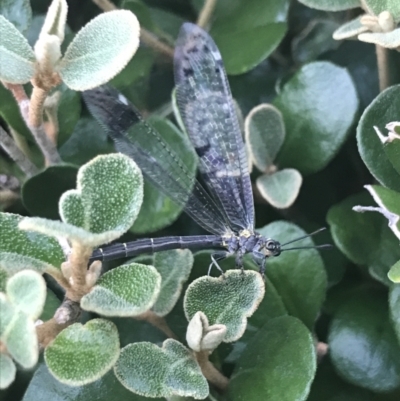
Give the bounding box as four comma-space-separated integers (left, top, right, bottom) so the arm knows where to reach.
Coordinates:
280, 227, 327, 247
280, 244, 333, 252
279, 227, 332, 252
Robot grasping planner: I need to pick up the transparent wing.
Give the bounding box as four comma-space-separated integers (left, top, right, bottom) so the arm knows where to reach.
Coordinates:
174, 23, 255, 232
83, 86, 231, 236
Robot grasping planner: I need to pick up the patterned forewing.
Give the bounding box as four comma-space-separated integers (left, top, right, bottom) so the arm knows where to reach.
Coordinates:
174, 23, 255, 232
83, 87, 230, 236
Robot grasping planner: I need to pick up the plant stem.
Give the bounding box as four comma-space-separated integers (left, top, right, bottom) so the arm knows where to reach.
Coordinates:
197, 0, 217, 28
0, 126, 38, 177
136, 311, 178, 339
36, 318, 70, 347
4, 83, 61, 165
92, 0, 174, 58
65, 241, 93, 301
376, 44, 390, 92
196, 350, 229, 391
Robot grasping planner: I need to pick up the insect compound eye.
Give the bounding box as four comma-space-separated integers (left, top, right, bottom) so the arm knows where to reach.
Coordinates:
266, 240, 276, 250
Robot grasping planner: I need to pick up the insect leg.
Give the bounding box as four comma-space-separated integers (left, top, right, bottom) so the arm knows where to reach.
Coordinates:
208, 251, 229, 276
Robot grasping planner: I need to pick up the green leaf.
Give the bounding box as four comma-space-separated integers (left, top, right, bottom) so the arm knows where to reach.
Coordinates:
110, 47, 154, 90
22, 363, 158, 401
152, 250, 193, 316
329, 287, 400, 392
81, 263, 161, 316
6, 270, 46, 319
149, 7, 185, 41
389, 284, 400, 342
209, 0, 289, 75
327, 192, 400, 285
357, 85, 400, 191
121, 0, 155, 31
22, 165, 78, 219
132, 117, 197, 233
359, 27, 400, 48
184, 270, 265, 342
376, 124, 400, 175
388, 259, 400, 283
229, 316, 316, 401
114, 339, 208, 399
297, 0, 361, 11
333, 16, 369, 40
354, 185, 400, 240
45, 319, 120, 386
0, 0, 32, 34
292, 19, 340, 64
0, 294, 38, 368
274, 61, 359, 175
363, 0, 400, 21
0, 212, 65, 272
244, 104, 285, 172
0, 353, 16, 389
256, 168, 302, 209
59, 117, 114, 165
57, 84, 82, 146
59, 10, 140, 91
0, 15, 35, 83
60, 154, 143, 243
259, 221, 327, 329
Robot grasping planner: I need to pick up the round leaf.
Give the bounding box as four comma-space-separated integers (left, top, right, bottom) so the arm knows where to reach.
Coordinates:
114, 339, 208, 399
210, 0, 289, 75
329, 287, 400, 392
274, 61, 358, 175
357, 85, 400, 191
229, 316, 316, 401
60, 153, 143, 240
363, 0, 400, 21
59, 10, 140, 91
0, 353, 16, 389
22, 165, 78, 219
152, 250, 193, 316
256, 168, 302, 209
389, 284, 400, 342
81, 263, 161, 317
0, 15, 35, 83
0, 297, 38, 368
45, 319, 120, 386
184, 270, 265, 342
6, 270, 46, 319
22, 363, 157, 401
0, 212, 65, 271
259, 221, 327, 329
245, 104, 285, 172
132, 118, 197, 234
40, 288, 61, 321
297, 0, 360, 11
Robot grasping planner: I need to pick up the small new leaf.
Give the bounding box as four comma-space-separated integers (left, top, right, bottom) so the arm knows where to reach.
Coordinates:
388, 259, 400, 283
333, 16, 369, 40
256, 168, 302, 209
81, 263, 161, 317
45, 319, 120, 386
186, 311, 227, 352
59, 10, 140, 90
245, 104, 285, 172
6, 270, 46, 319
0, 15, 35, 83
114, 339, 208, 399
184, 270, 265, 342
358, 27, 400, 48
